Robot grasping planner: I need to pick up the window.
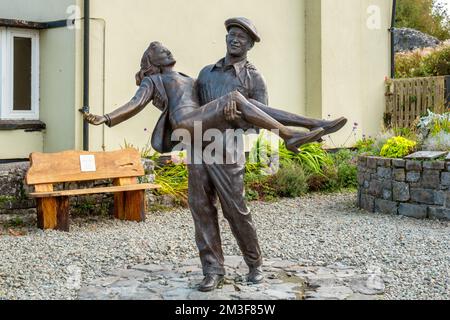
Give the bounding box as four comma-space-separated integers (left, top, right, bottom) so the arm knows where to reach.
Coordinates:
0, 28, 39, 120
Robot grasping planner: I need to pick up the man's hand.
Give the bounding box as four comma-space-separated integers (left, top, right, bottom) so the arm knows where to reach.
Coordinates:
82, 112, 107, 126
224, 101, 242, 122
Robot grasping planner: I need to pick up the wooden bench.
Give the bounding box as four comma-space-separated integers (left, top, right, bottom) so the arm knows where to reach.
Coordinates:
26, 148, 160, 231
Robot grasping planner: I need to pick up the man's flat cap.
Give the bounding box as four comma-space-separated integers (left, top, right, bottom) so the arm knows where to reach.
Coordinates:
225, 17, 261, 42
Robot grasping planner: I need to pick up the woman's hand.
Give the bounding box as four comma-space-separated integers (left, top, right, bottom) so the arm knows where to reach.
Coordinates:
82, 112, 107, 125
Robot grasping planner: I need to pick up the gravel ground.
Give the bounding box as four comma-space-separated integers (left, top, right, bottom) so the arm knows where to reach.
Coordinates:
0, 192, 448, 300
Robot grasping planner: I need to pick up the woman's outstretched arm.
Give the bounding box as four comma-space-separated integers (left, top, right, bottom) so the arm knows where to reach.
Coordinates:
83, 77, 155, 127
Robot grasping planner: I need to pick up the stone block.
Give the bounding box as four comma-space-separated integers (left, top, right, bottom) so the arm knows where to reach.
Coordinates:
366, 157, 378, 169
421, 170, 440, 189
368, 180, 382, 197
406, 160, 422, 171
393, 169, 405, 182
360, 194, 375, 212
405, 151, 447, 160
377, 158, 392, 167
428, 207, 450, 220
442, 172, 450, 187
358, 157, 367, 167
377, 167, 392, 179
434, 191, 446, 206
393, 182, 410, 202
410, 189, 435, 205
382, 189, 393, 201
392, 159, 406, 168
357, 172, 365, 185
406, 171, 421, 183
422, 161, 445, 170
375, 199, 398, 215
398, 203, 428, 219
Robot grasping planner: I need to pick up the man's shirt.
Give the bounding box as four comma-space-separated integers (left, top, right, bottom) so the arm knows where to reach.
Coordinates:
197, 58, 268, 106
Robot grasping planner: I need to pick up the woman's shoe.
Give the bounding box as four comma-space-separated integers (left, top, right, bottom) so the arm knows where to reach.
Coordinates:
285, 128, 325, 154
313, 117, 348, 137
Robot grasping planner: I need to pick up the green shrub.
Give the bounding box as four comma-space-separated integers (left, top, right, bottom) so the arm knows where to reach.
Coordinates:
244, 171, 277, 202
154, 161, 189, 207
354, 137, 376, 154
395, 44, 450, 78
310, 150, 358, 192
278, 141, 333, 176
272, 163, 308, 198
421, 45, 450, 77
380, 136, 417, 158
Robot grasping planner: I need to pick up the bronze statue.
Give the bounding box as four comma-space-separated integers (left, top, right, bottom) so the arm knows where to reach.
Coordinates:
83, 17, 347, 293
83, 42, 325, 153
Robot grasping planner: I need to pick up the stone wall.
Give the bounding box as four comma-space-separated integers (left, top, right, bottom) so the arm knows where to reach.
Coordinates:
357, 156, 450, 220
0, 159, 162, 217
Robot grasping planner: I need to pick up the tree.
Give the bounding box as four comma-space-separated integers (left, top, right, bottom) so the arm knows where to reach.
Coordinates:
396, 0, 450, 40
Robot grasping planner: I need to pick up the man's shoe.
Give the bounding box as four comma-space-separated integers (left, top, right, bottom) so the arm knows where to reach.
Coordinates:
198, 274, 224, 292
247, 267, 265, 284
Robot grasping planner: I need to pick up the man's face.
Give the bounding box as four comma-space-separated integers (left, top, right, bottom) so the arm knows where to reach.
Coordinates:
226, 27, 254, 57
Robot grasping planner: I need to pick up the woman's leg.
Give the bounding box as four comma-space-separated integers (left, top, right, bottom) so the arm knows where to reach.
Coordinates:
248, 98, 347, 135
171, 92, 324, 153
227, 91, 325, 152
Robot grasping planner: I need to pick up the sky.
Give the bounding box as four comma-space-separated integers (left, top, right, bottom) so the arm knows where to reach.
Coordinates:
439, 0, 450, 13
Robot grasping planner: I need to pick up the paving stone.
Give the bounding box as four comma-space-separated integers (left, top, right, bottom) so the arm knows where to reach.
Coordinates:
346, 293, 381, 300
78, 257, 385, 301
350, 275, 385, 295
224, 256, 245, 269
132, 264, 168, 273
405, 151, 447, 160
306, 286, 354, 300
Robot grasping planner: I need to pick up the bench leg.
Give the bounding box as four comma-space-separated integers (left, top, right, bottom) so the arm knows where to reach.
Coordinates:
36, 196, 69, 231
56, 197, 70, 232
114, 190, 145, 222
37, 197, 57, 230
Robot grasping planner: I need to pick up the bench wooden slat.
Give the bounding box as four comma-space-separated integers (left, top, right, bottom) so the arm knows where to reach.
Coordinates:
29, 183, 160, 198
26, 149, 145, 185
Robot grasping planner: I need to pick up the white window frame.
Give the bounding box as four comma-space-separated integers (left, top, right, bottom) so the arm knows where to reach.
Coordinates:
0, 27, 39, 120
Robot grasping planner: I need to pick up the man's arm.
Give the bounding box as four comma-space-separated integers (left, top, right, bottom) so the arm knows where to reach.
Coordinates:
105, 77, 155, 127
248, 70, 269, 105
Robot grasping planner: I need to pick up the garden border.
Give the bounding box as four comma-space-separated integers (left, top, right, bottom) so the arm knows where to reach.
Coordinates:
357, 156, 450, 220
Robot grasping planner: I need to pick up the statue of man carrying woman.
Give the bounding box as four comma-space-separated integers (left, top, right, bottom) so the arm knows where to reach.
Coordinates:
84, 17, 347, 292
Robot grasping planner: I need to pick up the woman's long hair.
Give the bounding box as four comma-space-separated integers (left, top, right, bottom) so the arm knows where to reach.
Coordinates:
135, 42, 163, 86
